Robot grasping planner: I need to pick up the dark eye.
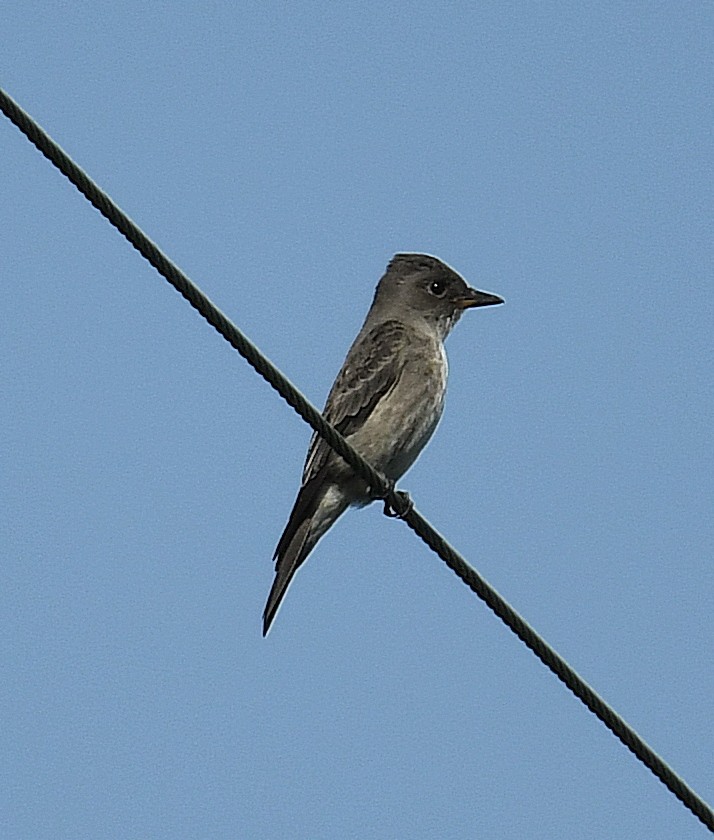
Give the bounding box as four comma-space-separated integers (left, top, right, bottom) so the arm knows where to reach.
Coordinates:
428, 279, 447, 297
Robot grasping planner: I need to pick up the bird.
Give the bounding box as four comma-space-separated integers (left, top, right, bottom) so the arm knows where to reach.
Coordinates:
263, 253, 503, 635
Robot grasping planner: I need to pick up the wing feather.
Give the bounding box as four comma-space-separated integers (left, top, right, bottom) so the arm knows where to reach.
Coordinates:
302, 319, 409, 482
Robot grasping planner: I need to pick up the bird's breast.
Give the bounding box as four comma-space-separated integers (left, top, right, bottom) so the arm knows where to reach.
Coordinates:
346, 332, 448, 482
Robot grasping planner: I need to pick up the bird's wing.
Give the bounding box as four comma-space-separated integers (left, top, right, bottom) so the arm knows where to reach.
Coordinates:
302, 319, 410, 483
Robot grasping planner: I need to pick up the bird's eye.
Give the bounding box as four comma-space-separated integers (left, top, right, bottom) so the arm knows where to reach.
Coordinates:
428, 280, 447, 297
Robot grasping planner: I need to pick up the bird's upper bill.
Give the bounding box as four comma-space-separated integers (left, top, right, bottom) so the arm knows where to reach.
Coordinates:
455, 287, 504, 309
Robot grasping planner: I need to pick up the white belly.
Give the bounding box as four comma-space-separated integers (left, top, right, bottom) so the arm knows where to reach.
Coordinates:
347, 333, 448, 481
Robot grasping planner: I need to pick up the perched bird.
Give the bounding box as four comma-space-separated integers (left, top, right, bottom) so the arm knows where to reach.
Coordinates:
263, 253, 503, 635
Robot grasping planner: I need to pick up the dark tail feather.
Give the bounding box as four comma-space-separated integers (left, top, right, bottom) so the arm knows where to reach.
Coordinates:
262, 515, 314, 636
263, 477, 326, 636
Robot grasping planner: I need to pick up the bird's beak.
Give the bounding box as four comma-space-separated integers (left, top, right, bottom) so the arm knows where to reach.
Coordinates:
456, 287, 504, 309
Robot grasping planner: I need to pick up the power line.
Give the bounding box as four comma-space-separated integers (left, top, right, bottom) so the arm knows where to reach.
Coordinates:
2, 87, 712, 833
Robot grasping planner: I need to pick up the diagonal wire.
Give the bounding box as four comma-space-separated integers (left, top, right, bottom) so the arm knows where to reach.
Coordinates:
2, 87, 712, 833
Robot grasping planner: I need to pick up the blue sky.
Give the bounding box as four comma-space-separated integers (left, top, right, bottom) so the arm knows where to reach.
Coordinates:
1, 3, 712, 838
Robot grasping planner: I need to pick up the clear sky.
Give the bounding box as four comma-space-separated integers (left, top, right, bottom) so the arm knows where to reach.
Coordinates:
2, 3, 712, 838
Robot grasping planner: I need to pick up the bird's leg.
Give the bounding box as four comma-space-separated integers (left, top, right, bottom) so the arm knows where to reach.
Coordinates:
374, 479, 413, 519
384, 490, 413, 518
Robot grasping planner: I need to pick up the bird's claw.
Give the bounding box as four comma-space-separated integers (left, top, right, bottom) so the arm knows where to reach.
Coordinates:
381, 485, 413, 519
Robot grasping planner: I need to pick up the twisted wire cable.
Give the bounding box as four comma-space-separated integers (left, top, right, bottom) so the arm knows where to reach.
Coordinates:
2, 87, 711, 832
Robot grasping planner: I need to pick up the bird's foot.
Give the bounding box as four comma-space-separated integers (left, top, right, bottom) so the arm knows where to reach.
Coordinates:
379, 481, 413, 519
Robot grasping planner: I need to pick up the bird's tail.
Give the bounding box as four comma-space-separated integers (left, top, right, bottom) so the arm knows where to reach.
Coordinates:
263, 480, 348, 636
262, 515, 314, 636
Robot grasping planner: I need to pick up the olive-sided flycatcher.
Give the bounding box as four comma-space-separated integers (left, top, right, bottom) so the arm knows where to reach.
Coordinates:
263, 253, 503, 634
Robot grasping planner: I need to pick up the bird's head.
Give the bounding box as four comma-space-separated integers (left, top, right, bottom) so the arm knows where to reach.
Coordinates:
372, 253, 503, 340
